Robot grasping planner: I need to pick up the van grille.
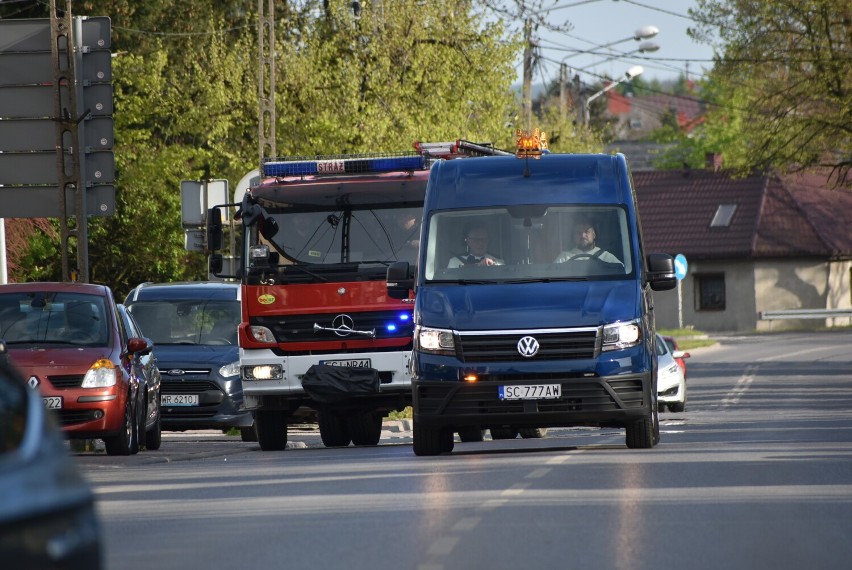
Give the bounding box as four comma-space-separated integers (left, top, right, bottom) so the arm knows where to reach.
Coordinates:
457, 329, 600, 362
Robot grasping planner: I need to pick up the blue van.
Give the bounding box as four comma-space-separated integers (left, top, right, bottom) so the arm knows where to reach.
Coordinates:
388, 143, 676, 455
124, 282, 255, 441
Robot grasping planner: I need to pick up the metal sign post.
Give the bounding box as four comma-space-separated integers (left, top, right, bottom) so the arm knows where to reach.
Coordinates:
674, 253, 688, 329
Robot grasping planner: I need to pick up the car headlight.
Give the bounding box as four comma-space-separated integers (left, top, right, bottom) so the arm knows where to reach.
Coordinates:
602, 320, 641, 352
243, 364, 283, 381
81, 359, 119, 387
415, 326, 455, 355
249, 325, 276, 344
219, 361, 240, 378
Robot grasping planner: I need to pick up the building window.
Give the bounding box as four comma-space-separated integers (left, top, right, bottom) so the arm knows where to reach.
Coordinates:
695, 273, 726, 311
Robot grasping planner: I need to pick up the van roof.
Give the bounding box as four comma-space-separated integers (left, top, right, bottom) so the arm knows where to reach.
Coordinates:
426, 153, 631, 209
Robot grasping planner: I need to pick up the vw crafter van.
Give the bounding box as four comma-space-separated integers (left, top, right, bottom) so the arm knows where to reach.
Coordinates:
387, 131, 677, 455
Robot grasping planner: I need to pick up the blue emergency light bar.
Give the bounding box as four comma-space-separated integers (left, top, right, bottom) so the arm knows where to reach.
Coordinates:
262, 153, 427, 177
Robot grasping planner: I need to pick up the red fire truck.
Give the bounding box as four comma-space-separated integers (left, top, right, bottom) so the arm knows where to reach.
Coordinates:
207, 141, 509, 450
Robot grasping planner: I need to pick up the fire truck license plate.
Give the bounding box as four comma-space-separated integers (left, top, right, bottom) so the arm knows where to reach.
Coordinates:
319, 359, 372, 368
499, 384, 561, 400
43, 396, 63, 409
161, 394, 199, 406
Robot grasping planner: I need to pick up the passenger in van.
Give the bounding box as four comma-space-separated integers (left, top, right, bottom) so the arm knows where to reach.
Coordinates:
448, 224, 504, 267
555, 216, 623, 266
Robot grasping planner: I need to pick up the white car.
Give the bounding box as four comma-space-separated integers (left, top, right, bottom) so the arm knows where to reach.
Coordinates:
655, 333, 686, 412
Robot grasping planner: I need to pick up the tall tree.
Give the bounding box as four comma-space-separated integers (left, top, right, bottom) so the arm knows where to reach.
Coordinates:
690, 0, 852, 186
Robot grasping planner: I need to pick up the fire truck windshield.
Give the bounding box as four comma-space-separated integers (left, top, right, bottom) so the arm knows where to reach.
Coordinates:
265, 205, 421, 266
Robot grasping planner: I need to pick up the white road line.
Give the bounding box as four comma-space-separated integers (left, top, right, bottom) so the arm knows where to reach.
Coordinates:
720, 364, 758, 406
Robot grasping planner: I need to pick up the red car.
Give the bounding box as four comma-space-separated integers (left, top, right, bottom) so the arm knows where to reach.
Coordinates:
661, 335, 690, 380
0, 282, 161, 455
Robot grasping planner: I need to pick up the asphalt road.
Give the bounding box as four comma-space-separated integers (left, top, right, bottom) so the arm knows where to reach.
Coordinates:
74, 330, 852, 570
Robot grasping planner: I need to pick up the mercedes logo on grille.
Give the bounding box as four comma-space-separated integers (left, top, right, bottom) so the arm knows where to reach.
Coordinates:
331, 314, 356, 337
517, 336, 540, 357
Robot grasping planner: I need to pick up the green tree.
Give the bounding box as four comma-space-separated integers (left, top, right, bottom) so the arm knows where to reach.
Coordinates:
688, 0, 852, 185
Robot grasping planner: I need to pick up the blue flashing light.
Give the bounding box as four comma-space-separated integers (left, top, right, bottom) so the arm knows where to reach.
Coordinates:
262, 154, 426, 177
387, 324, 398, 332
398, 313, 410, 322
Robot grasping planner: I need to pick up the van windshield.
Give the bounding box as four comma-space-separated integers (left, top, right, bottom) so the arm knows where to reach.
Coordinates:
423, 206, 634, 282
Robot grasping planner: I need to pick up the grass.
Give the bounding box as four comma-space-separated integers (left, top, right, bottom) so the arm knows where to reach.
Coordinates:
657, 328, 717, 350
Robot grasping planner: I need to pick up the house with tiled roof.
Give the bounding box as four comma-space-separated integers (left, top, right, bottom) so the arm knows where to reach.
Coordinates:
606, 90, 705, 140
633, 168, 852, 332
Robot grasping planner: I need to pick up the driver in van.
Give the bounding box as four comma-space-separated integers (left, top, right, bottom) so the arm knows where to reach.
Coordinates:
448, 223, 504, 267
555, 216, 622, 265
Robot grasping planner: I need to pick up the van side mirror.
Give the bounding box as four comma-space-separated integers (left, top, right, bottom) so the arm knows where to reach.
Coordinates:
647, 253, 677, 291
387, 261, 413, 299
206, 207, 224, 251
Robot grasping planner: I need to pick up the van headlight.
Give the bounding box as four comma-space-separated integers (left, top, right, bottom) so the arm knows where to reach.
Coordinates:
243, 364, 283, 381
602, 320, 641, 352
415, 326, 455, 355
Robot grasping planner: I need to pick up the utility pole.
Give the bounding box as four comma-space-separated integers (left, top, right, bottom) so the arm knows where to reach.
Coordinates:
258, 0, 276, 165
522, 18, 533, 130
559, 63, 567, 123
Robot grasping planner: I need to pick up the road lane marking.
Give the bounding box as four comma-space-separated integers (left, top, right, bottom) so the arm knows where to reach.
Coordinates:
526, 467, 552, 479
720, 364, 758, 406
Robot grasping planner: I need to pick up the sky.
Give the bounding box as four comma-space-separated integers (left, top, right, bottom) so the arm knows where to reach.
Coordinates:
510, 0, 718, 86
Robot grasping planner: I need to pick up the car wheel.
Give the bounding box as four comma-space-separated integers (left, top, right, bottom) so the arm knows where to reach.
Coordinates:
318, 410, 352, 447
457, 428, 485, 442
519, 428, 548, 439
413, 421, 452, 456
104, 397, 135, 456
348, 412, 382, 446
255, 410, 288, 451
145, 408, 162, 451
490, 427, 519, 440
240, 424, 258, 442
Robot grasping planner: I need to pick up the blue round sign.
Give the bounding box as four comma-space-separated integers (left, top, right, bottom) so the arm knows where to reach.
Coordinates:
674, 254, 688, 280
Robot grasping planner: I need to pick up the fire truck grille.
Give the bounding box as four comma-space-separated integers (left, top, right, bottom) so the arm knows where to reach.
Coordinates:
253, 311, 415, 343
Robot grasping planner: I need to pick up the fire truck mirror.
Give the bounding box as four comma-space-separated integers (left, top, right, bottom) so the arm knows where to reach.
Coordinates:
206, 208, 224, 250
387, 261, 413, 299
208, 253, 224, 275
260, 216, 279, 240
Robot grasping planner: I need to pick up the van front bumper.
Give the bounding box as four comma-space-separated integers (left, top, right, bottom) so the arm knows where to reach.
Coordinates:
412, 372, 652, 430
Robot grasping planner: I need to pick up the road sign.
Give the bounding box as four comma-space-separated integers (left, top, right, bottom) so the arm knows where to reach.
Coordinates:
674, 254, 688, 280
0, 185, 115, 218
181, 180, 231, 227
0, 150, 114, 186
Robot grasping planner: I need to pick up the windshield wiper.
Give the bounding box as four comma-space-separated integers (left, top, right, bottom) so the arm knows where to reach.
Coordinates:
429, 279, 491, 285
503, 277, 588, 284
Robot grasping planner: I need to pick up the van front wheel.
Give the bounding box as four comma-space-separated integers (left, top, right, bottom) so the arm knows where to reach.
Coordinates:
413, 422, 453, 456
625, 412, 656, 449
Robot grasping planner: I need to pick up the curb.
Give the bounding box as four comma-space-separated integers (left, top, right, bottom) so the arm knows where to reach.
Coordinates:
382, 419, 413, 433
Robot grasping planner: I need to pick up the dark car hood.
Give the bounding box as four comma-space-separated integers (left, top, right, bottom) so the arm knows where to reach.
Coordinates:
417, 280, 641, 330
151, 344, 238, 368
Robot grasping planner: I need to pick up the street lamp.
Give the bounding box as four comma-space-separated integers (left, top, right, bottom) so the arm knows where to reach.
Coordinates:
583, 65, 643, 125
574, 40, 660, 73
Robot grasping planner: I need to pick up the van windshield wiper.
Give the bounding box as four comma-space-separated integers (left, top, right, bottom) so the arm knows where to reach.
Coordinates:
429, 279, 492, 285
503, 277, 588, 284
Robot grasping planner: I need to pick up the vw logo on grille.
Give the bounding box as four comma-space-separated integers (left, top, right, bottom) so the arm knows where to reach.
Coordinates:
331, 314, 355, 337
168, 369, 185, 376
517, 336, 540, 357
